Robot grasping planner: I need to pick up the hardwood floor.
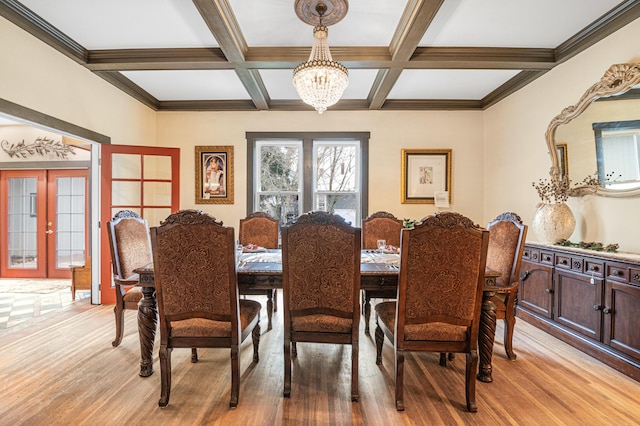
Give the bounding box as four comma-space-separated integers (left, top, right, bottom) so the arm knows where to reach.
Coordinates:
1, 296, 639, 425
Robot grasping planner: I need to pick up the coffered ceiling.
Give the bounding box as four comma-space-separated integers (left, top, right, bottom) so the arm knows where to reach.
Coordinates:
2, 0, 639, 112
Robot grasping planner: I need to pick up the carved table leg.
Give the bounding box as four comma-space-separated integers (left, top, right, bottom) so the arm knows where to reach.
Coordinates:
138, 286, 157, 377
266, 290, 273, 331
477, 288, 497, 383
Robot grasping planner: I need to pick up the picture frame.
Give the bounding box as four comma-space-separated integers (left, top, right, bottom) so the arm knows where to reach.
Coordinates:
401, 149, 452, 204
556, 143, 569, 179
195, 146, 234, 204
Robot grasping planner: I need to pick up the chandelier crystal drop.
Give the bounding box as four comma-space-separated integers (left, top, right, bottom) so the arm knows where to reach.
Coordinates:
293, 3, 349, 114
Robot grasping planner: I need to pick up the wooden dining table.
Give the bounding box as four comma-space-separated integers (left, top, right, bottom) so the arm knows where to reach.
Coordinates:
133, 249, 501, 383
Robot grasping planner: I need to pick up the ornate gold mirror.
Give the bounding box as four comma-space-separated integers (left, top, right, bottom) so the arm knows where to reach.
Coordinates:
546, 63, 640, 197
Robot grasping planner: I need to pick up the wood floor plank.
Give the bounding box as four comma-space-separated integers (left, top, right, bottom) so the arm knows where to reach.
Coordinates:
1, 297, 640, 425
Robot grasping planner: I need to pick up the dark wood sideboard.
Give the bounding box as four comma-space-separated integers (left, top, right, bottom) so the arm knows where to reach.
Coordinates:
518, 242, 640, 381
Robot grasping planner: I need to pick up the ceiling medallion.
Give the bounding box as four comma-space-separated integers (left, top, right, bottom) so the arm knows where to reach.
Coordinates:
293, 0, 349, 114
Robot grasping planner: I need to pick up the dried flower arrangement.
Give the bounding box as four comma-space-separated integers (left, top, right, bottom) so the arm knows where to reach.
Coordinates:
531, 177, 571, 204
532, 173, 607, 204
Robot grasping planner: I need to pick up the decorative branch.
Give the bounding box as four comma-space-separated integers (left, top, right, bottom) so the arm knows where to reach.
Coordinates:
1, 136, 76, 159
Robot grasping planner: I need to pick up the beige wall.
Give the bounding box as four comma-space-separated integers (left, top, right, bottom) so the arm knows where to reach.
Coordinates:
0, 17, 156, 146
484, 18, 640, 253
156, 110, 484, 231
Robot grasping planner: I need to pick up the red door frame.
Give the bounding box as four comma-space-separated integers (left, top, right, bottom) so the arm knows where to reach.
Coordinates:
100, 144, 180, 304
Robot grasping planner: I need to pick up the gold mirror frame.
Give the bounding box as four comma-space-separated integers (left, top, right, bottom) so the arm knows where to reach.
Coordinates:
545, 63, 640, 197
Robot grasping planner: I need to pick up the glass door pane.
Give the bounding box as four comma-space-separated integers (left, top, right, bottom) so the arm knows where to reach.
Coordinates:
55, 176, 86, 268
7, 177, 38, 269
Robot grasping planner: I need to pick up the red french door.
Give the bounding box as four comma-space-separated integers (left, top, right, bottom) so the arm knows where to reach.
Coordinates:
0, 169, 88, 279
100, 144, 180, 304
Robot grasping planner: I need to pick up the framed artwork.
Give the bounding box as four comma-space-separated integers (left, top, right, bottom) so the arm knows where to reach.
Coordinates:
401, 149, 452, 204
195, 146, 234, 204
556, 143, 568, 179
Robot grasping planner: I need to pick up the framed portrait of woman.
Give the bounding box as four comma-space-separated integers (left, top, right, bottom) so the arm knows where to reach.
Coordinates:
195, 146, 234, 204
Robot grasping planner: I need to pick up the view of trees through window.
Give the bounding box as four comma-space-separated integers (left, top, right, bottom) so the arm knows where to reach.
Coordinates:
248, 133, 369, 227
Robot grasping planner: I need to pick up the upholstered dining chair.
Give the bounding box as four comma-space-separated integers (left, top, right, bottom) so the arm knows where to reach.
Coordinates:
239, 211, 280, 325
150, 210, 261, 408
106, 210, 149, 347
360, 211, 403, 334
374, 211, 489, 412
239, 211, 279, 249
361, 211, 402, 250
485, 212, 528, 360
281, 211, 361, 401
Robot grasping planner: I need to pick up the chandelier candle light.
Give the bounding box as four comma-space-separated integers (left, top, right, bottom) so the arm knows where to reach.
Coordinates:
293, 0, 349, 114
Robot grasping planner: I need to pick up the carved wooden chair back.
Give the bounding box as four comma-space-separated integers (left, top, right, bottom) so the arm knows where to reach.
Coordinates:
485, 212, 528, 360
374, 211, 489, 412
239, 211, 279, 248
106, 210, 150, 347
281, 211, 361, 401
361, 211, 402, 250
150, 209, 261, 407
486, 212, 528, 287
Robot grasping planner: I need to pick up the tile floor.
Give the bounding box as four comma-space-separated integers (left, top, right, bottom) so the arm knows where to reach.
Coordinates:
0, 279, 91, 331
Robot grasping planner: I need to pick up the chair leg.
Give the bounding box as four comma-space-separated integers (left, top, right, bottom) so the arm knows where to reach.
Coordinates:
504, 293, 517, 360
364, 292, 372, 335
273, 289, 278, 312
465, 350, 479, 412
351, 341, 359, 402
292, 341, 297, 358
375, 325, 384, 365
158, 345, 172, 407
230, 344, 240, 408
395, 348, 405, 411
252, 322, 261, 363
191, 348, 198, 363
112, 303, 124, 347
283, 339, 291, 397
439, 353, 447, 366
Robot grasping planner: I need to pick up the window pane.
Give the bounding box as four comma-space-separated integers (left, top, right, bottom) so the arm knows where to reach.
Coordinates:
112, 154, 141, 179
143, 155, 172, 180
258, 144, 300, 192
315, 193, 357, 225
258, 193, 300, 224
315, 144, 357, 192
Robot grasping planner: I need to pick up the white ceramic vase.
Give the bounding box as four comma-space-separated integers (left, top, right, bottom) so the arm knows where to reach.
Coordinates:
532, 203, 576, 244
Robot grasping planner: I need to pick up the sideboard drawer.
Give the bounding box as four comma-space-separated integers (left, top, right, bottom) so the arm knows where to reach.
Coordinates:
555, 254, 571, 269
631, 268, 640, 286
540, 251, 554, 265
607, 264, 629, 283
585, 260, 604, 277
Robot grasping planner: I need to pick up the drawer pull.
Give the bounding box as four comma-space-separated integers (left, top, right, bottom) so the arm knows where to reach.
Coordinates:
602, 307, 612, 315
593, 304, 602, 311
545, 288, 553, 294
560, 259, 568, 265
612, 270, 621, 276
588, 265, 599, 272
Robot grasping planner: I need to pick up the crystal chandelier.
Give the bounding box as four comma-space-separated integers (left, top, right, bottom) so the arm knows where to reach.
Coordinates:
293, 0, 349, 114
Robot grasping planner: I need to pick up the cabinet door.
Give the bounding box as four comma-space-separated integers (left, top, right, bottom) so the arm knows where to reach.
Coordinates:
554, 269, 603, 341
603, 280, 640, 360
519, 260, 554, 319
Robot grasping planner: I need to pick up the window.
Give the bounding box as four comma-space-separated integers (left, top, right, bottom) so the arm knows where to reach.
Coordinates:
594, 120, 640, 189
247, 132, 369, 226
